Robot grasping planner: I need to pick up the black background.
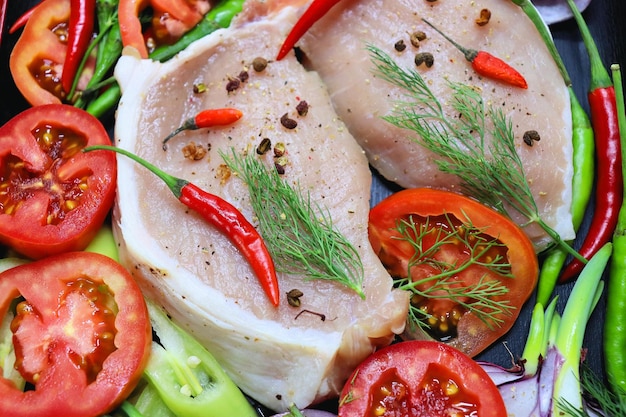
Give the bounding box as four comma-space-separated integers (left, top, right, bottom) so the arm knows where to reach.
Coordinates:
1, 0, 626, 406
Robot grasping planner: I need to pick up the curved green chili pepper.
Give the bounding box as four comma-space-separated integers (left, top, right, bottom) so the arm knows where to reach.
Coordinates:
510, 0, 595, 304
537, 89, 595, 305
604, 63, 626, 399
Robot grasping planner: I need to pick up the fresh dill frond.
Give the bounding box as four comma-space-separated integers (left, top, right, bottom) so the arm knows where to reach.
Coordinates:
221, 148, 365, 299
393, 213, 515, 333
367, 44, 581, 260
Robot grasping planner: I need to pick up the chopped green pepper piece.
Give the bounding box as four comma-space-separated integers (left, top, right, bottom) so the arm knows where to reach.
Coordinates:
144, 300, 257, 417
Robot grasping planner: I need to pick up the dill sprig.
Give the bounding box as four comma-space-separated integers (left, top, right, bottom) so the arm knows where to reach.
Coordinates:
394, 214, 515, 331
367, 45, 584, 262
221, 148, 366, 299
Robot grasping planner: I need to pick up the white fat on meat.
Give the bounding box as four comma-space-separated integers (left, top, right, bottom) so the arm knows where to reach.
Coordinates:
112, 6, 408, 412
285, 0, 575, 249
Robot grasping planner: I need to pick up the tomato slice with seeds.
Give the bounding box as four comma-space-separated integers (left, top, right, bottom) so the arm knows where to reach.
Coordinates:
0, 251, 151, 417
369, 188, 538, 357
338, 340, 506, 417
8, 0, 95, 106
0, 104, 116, 259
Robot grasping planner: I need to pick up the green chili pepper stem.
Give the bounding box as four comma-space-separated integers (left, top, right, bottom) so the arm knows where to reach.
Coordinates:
604, 63, 626, 398
84, 145, 187, 197
565, 0, 612, 90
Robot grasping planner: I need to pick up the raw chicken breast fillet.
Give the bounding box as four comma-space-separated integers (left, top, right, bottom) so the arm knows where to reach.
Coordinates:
275, 0, 574, 248
112, 5, 408, 411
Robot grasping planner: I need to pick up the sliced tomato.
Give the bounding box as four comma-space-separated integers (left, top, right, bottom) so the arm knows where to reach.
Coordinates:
369, 188, 538, 357
338, 340, 506, 417
8, 0, 95, 106
0, 251, 151, 417
0, 104, 116, 259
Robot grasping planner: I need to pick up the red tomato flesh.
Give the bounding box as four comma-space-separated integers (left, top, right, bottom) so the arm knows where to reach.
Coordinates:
369, 188, 538, 357
339, 340, 506, 417
0, 104, 116, 259
0, 252, 151, 417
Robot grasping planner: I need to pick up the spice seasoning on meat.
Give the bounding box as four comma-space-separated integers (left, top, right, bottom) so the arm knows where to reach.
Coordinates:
280, 113, 298, 129
275, 156, 289, 175
410, 30, 427, 48
226, 77, 241, 93
182, 142, 207, 160
274, 142, 286, 157
523, 130, 541, 146
414, 52, 434, 68
252, 57, 268, 72
193, 83, 207, 94
296, 100, 309, 116
475, 9, 492, 26
394, 39, 407, 52
257, 138, 272, 155
287, 289, 304, 307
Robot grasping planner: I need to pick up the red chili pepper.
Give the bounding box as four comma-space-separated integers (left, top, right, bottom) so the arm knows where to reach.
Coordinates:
0, 0, 7, 46
276, 0, 342, 61
62, 0, 96, 94
162, 108, 243, 150
559, 0, 622, 282
8, 1, 41, 35
84, 144, 281, 307
421, 18, 528, 89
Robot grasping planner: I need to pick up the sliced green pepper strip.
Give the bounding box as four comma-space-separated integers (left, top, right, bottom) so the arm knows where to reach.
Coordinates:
143, 300, 257, 417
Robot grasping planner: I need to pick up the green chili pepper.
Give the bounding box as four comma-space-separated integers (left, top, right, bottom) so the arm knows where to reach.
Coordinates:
150, 0, 245, 62
510, 0, 595, 305
85, 0, 244, 117
537, 89, 595, 305
142, 299, 257, 417
604, 63, 626, 399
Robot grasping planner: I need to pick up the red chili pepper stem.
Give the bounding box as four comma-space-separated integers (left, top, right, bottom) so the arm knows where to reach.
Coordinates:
276, 0, 342, 60
421, 18, 528, 89
162, 108, 244, 150
83, 145, 281, 307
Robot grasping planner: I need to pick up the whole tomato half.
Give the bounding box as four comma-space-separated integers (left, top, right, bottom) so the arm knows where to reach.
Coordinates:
0, 251, 152, 417
0, 104, 116, 259
338, 340, 507, 417
369, 188, 538, 357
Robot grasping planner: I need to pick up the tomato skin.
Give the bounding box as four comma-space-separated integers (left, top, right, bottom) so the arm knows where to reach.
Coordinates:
0, 251, 152, 417
338, 340, 507, 417
369, 188, 538, 357
0, 104, 116, 259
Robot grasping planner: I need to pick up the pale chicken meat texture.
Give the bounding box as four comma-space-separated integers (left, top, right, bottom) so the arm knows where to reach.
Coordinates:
112, 6, 408, 411
283, 0, 575, 248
